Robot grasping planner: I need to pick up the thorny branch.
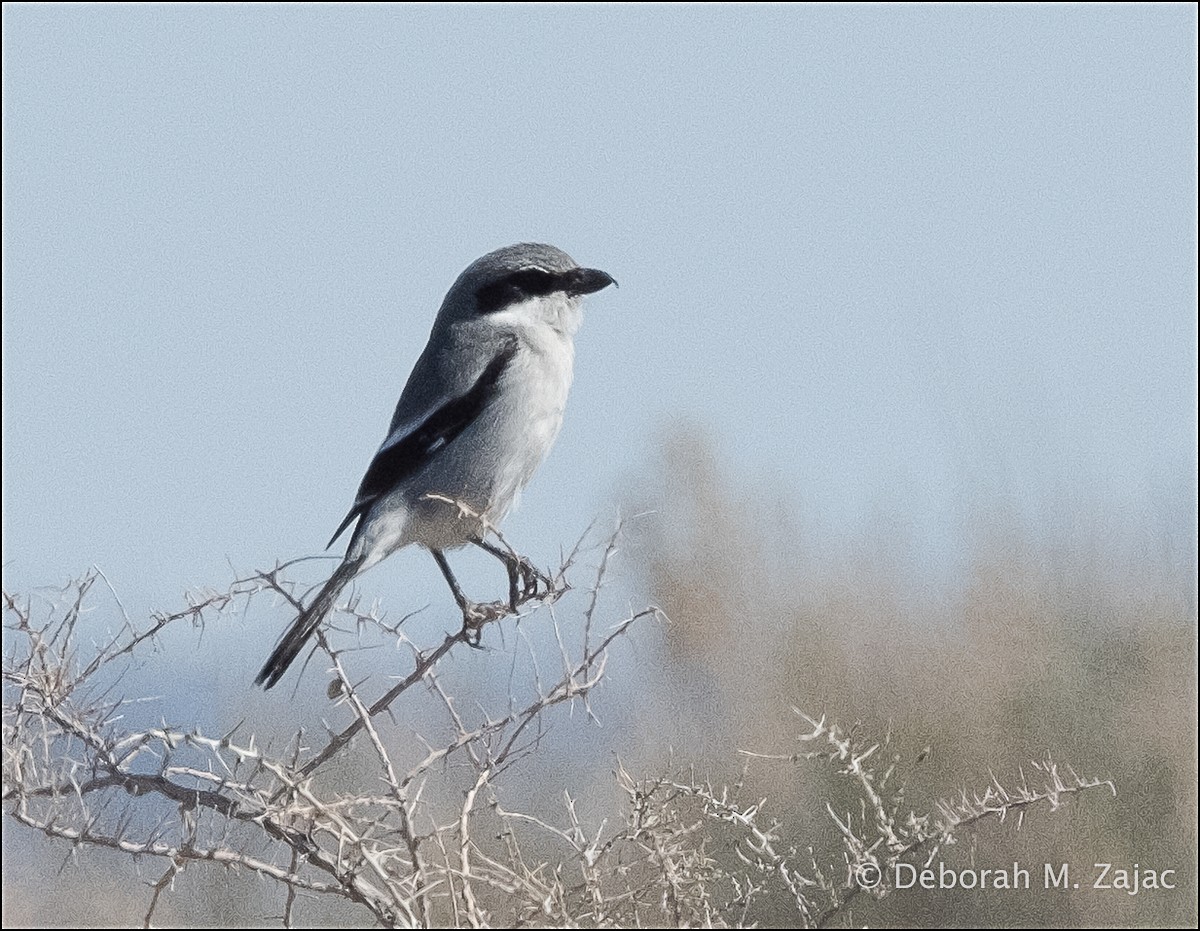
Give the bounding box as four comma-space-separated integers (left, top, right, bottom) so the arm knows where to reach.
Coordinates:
4, 520, 1115, 927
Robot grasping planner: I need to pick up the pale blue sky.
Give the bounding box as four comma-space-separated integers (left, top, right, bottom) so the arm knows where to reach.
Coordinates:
4, 5, 1196, 642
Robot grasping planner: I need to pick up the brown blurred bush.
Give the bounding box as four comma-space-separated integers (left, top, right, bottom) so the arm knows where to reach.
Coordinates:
629, 425, 1197, 928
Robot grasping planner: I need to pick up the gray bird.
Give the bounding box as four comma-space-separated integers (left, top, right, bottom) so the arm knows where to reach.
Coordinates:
257, 243, 615, 689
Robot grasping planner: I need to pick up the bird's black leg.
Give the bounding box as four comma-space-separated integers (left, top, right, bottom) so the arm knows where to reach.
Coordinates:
473, 538, 549, 610
475, 539, 521, 609
431, 548, 486, 646
431, 548, 469, 609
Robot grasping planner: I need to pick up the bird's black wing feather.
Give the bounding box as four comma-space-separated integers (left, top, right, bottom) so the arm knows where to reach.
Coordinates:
327, 338, 519, 550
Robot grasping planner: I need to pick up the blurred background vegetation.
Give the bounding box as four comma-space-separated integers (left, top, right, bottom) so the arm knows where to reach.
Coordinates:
622, 426, 1196, 928
4, 426, 1196, 927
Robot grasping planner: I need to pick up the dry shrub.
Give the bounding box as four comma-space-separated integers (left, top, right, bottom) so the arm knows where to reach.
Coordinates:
631, 425, 1196, 928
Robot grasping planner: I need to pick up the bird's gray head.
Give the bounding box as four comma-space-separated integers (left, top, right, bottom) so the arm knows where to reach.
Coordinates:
437, 243, 616, 331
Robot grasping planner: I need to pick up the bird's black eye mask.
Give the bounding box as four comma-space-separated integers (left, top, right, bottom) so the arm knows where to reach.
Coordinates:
474, 266, 615, 315
474, 268, 562, 315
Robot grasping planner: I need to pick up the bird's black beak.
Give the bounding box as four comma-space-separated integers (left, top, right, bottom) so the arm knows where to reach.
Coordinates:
567, 267, 617, 296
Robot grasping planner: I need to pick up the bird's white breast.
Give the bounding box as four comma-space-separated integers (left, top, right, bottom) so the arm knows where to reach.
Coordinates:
489, 295, 578, 508
394, 294, 580, 552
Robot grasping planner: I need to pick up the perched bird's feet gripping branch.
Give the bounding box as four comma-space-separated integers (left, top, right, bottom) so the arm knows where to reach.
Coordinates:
459, 599, 509, 647
516, 556, 555, 605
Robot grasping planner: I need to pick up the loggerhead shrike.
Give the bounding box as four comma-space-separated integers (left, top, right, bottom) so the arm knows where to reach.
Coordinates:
257, 243, 615, 689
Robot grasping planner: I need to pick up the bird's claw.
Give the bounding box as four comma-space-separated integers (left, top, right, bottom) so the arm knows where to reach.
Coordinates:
507, 556, 557, 610
461, 556, 562, 645
460, 599, 508, 646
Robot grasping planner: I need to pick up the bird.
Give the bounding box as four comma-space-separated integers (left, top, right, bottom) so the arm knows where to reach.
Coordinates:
256, 243, 616, 689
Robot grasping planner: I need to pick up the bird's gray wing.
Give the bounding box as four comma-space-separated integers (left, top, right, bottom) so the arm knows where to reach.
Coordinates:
326, 336, 519, 550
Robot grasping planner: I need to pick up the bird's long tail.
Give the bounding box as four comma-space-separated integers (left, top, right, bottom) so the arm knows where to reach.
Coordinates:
256, 556, 366, 690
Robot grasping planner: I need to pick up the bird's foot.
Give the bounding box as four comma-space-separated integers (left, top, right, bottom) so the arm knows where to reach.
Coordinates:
460, 599, 509, 647
507, 557, 560, 610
